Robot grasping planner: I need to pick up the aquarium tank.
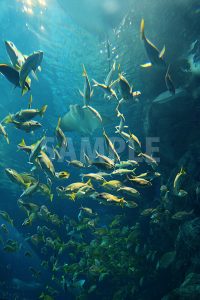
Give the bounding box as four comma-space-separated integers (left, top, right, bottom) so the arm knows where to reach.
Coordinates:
0, 0, 200, 299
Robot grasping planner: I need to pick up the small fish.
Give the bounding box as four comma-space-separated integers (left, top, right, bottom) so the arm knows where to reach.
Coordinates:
112, 168, 135, 176
140, 19, 166, 68
118, 130, 142, 154
38, 151, 56, 178
90, 161, 114, 171
125, 201, 138, 209
85, 105, 103, 123
38, 183, 54, 202
81, 173, 105, 183
138, 152, 158, 170
5, 168, 27, 187
67, 160, 85, 168
80, 206, 97, 216
127, 175, 152, 187
19, 181, 39, 199
115, 112, 128, 133
102, 180, 124, 191
173, 167, 187, 196
18, 199, 39, 215
79, 65, 93, 106
0, 123, 9, 144
5, 116, 42, 133
95, 150, 115, 167
55, 118, 67, 149
103, 130, 120, 162
11, 105, 47, 122
93, 79, 118, 100
141, 208, 157, 216
20, 51, 43, 89
3, 240, 19, 252
105, 61, 116, 86
0, 211, 13, 226
17, 139, 33, 154
165, 65, 175, 95
29, 136, 46, 162
96, 192, 126, 206
22, 212, 37, 226
129, 132, 142, 154
52, 146, 62, 161
171, 210, 193, 220
115, 160, 138, 168
118, 73, 141, 103
117, 186, 140, 198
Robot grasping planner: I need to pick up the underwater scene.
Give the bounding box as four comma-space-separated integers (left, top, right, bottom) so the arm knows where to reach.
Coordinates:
0, 0, 200, 299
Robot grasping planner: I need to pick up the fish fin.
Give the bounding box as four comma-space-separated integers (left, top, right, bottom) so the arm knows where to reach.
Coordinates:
31, 70, 38, 81
79, 89, 84, 98
22, 86, 28, 96
39, 105, 48, 117
50, 194, 54, 202
110, 78, 119, 88
141, 62, 152, 68
5, 135, 9, 144
159, 45, 166, 58
140, 18, 145, 40
38, 66, 42, 72
90, 89, 94, 98
69, 193, 76, 201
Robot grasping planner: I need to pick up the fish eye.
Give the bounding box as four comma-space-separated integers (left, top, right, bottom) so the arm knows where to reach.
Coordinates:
58, 186, 64, 191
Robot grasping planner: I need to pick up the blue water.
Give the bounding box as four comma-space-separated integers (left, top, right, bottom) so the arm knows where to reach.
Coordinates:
0, 1, 200, 300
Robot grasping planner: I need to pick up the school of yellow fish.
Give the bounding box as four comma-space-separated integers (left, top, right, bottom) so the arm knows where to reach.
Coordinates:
0, 20, 194, 300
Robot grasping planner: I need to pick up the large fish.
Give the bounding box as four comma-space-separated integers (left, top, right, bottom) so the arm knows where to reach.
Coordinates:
60, 104, 103, 135
140, 19, 166, 68
4, 40, 25, 69
0, 64, 30, 94
79, 65, 93, 106
19, 51, 43, 89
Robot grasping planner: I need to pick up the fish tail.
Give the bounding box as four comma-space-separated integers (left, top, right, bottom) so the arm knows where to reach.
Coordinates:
79, 89, 84, 98
82, 64, 87, 77
39, 105, 48, 117
69, 193, 76, 201
180, 167, 186, 175
3, 114, 14, 124
92, 79, 99, 87
18, 139, 26, 148
86, 179, 93, 188
5, 135, 9, 144
140, 19, 145, 40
